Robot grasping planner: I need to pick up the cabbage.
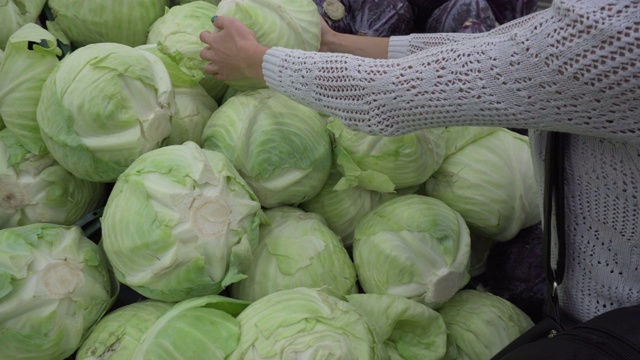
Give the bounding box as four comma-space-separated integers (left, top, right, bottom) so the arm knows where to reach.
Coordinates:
300, 166, 397, 247
36, 42, 174, 183
46, 0, 170, 48
215, 0, 322, 90
0, 129, 106, 229
347, 293, 448, 359
353, 194, 471, 309
230, 206, 357, 302
101, 141, 265, 302
201, 89, 332, 208
137, 44, 219, 147
228, 288, 387, 359
76, 295, 249, 360
147, 1, 229, 102
425, 127, 540, 241
438, 289, 534, 360
0, 23, 61, 155
0, 0, 47, 49
0, 223, 117, 360
328, 119, 446, 193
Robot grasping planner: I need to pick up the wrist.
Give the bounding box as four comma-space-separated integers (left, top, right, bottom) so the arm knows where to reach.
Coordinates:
245, 44, 268, 82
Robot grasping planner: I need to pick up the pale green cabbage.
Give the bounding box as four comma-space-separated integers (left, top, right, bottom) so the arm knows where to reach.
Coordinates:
215, 0, 322, 90
328, 119, 446, 193
353, 194, 471, 309
0, 0, 47, 49
201, 89, 332, 208
0, 23, 61, 155
147, 1, 229, 102
36, 42, 174, 183
46, 0, 170, 47
76, 295, 249, 360
347, 293, 448, 360
230, 206, 357, 302
101, 141, 265, 302
0, 128, 106, 229
438, 289, 534, 360
0, 224, 117, 360
137, 44, 219, 147
425, 127, 540, 241
228, 287, 387, 359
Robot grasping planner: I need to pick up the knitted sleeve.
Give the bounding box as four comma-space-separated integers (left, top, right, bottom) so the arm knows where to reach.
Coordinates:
262, 0, 639, 142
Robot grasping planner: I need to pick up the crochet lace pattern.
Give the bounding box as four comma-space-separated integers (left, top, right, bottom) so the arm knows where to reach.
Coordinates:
263, 0, 640, 322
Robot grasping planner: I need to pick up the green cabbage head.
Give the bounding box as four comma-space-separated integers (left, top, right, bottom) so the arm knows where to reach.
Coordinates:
0, 223, 116, 360
353, 194, 471, 309
76, 295, 249, 360
425, 127, 540, 241
215, 0, 322, 90
37, 42, 174, 183
228, 287, 387, 359
0, 0, 47, 49
0, 128, 106, 229
438, 289, 534, 360
46, 0, 170, 48
101, 141, 265, 302
202, 89, 332, 208
230, 206, 357, 302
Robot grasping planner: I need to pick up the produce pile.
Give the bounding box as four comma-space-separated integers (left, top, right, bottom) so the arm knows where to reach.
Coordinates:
0, 0, 543, 359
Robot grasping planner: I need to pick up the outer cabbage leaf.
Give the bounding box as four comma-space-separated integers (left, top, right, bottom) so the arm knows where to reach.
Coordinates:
36, 42, 174, 183
201, 89, 332, 208
0, 23, 61, 155
46, 0, 170, 47
0, 224, 116, 360
353, 194, 471, 309
215, 0, 322, 90
101, 142, 265, 302
230, 206, 357, 302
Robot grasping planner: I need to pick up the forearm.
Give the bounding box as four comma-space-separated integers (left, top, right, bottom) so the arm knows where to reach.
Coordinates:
320, 31, 390, 59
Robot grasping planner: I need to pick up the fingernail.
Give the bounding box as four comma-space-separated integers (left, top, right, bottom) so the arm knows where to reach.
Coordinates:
211, 15, 218, 23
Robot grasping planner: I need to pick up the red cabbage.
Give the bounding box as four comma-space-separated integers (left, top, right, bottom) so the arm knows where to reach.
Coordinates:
425, 0, 497, 33
314, 0, 415, 37
486, 0, 538, 25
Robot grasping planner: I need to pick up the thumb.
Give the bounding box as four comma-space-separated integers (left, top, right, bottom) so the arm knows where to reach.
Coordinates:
211, 15, 228, 30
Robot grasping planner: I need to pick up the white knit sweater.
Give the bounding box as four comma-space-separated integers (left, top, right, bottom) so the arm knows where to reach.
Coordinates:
262, 0, 640, 323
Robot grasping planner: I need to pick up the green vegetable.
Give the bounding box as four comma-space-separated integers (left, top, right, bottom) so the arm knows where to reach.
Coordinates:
101, 141, 265, 302
328, 119, 446, 193
147, 1, 229, 102
0, 224, 116, 360
347, 293, 448, 360
353, 194, 471, 309
230, 206, 357, 302
215, 0, 322, 90
300, 166, 396, 247
425, 127, 540, 241
37, 42, 174, 183
0, 23, 61, 155
0, 0, 47, 49
202, 89, 332, 208
228, 287, 387, 359
46, 0, 170, 48
76, 295, 249, 360
438, 289, 534, 360
0, 128, 106, 229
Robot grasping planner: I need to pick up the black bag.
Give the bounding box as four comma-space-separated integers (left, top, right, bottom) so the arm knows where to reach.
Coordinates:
491, 132, 640, 360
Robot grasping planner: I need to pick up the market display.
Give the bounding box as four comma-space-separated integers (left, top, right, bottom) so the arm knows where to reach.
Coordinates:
0, 0, 542, 359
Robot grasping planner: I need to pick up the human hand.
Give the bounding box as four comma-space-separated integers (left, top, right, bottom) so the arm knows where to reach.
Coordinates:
319, 19, 337, 53
199, 16, 268, 82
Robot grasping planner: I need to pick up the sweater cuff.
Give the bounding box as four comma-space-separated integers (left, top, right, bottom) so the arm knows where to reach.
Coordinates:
262, 47, 288, 89
388, 36, 412, 59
